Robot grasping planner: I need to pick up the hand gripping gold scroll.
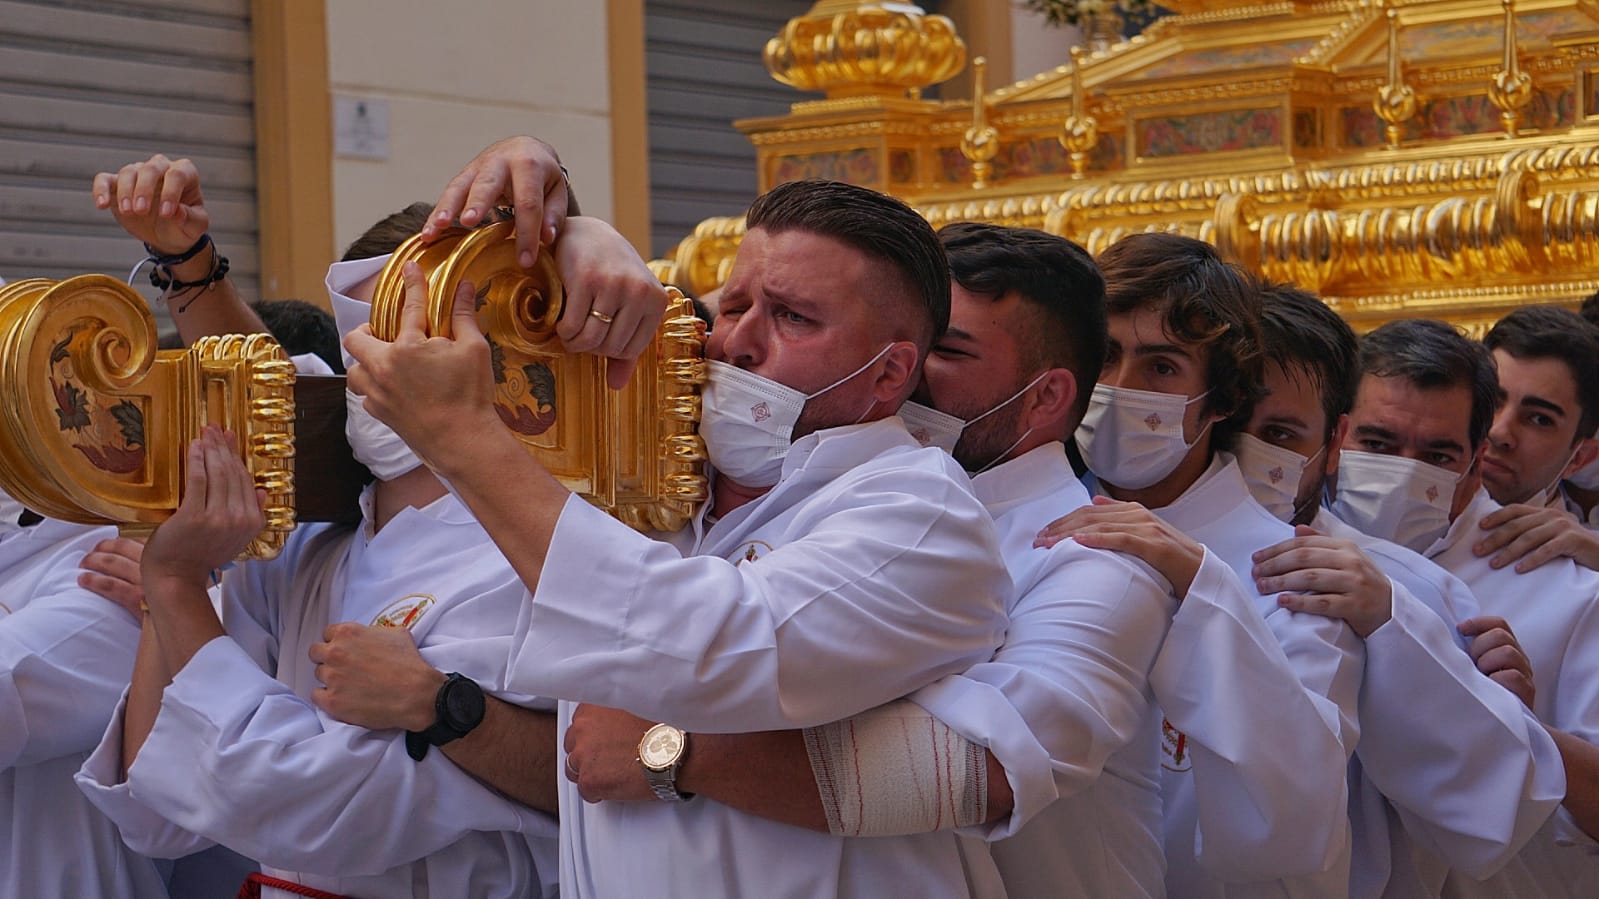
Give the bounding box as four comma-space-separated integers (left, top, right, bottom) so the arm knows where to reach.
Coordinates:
0, 276, 295, 559
369, 221, 709, 532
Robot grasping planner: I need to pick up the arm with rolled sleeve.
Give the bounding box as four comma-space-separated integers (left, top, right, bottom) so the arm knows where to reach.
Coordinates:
911, 545, 1175, 838
1358, 580, 1562, 877
1153, 549, 1361, 881
509, 476, 1009, 732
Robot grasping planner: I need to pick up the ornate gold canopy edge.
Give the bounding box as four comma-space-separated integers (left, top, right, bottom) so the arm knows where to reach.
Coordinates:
651, 0, 1599, 333
0, 275, 295, 559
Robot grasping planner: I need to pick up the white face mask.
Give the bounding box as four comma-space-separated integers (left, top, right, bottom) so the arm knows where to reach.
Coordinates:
1330, 450, 1463, 553
700, 345, 893, 488
326, 254, 421, 482
344, 388, 425, 481
1563, 429, 1599, 491
1075, 383, 1213, 490
1235, 432, 1326, 523
899, 371, 1050, 467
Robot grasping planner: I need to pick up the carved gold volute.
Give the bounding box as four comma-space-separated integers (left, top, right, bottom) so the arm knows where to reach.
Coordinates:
0, 225, 710, 551
0, 276, 295, 558
372, 222, 709, 532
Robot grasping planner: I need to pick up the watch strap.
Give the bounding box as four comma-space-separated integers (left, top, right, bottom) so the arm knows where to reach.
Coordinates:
405, 672, 482, 761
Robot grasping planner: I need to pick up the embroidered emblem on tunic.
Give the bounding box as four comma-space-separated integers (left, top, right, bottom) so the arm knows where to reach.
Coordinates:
1268, 465, 1285, 484
732, 540, 774, 564
1144, 412, 1162, 431
751, 402, 771, 422
1161, 717, 1192, 772
371, 593, 436, 630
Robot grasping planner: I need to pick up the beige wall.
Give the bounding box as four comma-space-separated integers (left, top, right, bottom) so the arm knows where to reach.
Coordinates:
324, 0, 616, 256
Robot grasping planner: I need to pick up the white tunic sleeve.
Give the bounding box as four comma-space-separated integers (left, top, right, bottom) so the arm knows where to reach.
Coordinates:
510, 485, 1008, 731
74, 690, 219, 859
0, 562, 139, 770
1153, 548, 1360, 881
1358, 579, 1563, 877
910, 543, 1175, 839
1549, 596, 1599, 851
119, 635, 550, 878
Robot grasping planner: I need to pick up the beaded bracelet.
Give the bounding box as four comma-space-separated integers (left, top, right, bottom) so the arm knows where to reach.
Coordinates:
143, 233, 231, 312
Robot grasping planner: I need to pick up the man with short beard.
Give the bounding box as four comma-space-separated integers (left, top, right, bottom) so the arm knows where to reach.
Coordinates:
1331, 319, 1599, 896
328, 162, 1010, 897
1036, 234, 1365, 897
1233, 286, 1561, 896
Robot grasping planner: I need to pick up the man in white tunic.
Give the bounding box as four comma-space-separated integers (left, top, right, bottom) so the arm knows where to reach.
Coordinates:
337, 170, 1010, 897
0, 497, 168, 898
1228, 285, 1562, 896
1326, 318, 1599, 897
68, 155, 669, 898
1034, 234, 1365, 897
1466, 306, 1599, 571
540, 222, 1179, 898
1562, 294, 1599, 528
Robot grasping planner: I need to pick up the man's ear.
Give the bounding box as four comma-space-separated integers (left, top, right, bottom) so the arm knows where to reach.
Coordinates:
872, 340, 922, 403
1024, 368, 1078, 435
1564, 435, 1599, 478
1324, 414, 1350, 477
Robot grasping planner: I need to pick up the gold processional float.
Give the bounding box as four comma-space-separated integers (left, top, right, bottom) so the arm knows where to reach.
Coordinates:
5, 0, 1597, 553
649, 0, 1599, 336
0, 223, 708, 558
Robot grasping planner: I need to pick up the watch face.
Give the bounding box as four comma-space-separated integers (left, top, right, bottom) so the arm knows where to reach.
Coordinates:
640, 723, 685, 769
441, 675, 486, 733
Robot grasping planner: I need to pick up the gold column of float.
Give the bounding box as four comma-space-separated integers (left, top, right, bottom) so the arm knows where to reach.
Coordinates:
1373, 0, 1418, 151
961, 57, 999, 189
1489, 0, 1534, 137
1060, 47, 1100, 180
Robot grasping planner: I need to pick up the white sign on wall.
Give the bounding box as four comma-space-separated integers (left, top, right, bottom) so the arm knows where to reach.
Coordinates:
334, 94, 391, 161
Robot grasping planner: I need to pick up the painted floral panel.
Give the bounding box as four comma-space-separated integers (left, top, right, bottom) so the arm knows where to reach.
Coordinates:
772, 149, 880, 187
1138, 108, 1281, 158
1342, 86, 1575, 146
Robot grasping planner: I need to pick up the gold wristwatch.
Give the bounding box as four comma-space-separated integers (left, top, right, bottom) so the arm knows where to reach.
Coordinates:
638, 722, 691, 802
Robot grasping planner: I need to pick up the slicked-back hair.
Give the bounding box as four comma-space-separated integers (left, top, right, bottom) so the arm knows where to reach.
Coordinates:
1485, 305, 1599, 441
1359, 319, 1500, 448
938, 222, 1106, 425
1259, 283, 1359, 440
1096, 232, 1265, 449
252, 299, 344, 374
746, 180, 949, 351
340, 202, 433, 261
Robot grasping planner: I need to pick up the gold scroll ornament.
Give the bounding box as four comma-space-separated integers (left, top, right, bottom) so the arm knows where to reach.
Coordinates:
370, 221, 709, 532
0, 275, 296, 558
0, 224, 708, 558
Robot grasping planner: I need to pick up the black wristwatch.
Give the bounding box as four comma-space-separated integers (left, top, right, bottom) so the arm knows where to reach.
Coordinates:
406, 672, 486, 761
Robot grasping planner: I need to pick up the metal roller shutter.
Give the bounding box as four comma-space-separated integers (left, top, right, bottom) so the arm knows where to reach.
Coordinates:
0, 0, 258, 302
644, 0, 813, 257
